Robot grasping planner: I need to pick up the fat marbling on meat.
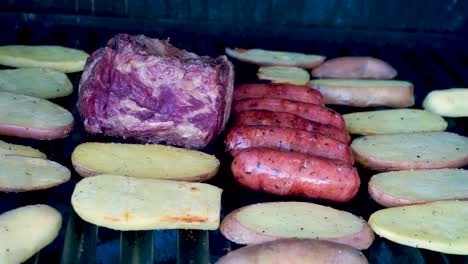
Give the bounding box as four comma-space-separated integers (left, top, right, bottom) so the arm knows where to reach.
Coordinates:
78, 34, 234, 148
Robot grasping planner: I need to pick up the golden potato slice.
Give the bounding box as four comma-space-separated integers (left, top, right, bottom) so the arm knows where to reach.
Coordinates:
0, 155, 70, 192
311, 56, 397, 79
369, 169, 468, 207
0, 140, 46, 158
71, 142, 219, 181
220, 202, 374, 250
423, 88, 468, 117
0, 92, 74, 140
0, 45, 89, 73
257, 66, 310, 85
309, 79, 414, 107
0, 68, 73, 98
71, 175, 222, 231
225, 48, 325, 69
343, 109, 447, 135
216, 238, 368, 264
369, 201, 468, 255
351, 132, 468, 171
0, 205, 62, 263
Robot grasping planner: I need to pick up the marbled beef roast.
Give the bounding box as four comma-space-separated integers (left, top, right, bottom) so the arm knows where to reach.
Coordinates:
78, 34, 234, 148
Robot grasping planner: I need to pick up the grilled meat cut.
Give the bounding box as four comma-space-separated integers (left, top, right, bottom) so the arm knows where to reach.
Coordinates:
78, 34, 234, 148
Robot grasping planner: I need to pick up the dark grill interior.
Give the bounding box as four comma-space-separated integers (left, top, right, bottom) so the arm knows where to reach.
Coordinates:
0, 2, 467, 263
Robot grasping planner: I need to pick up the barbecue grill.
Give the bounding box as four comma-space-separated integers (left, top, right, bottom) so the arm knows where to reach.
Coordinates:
0, 1, 467, 263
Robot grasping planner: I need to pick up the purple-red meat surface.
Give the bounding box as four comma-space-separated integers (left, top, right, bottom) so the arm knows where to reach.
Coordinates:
78, 34, 234, 148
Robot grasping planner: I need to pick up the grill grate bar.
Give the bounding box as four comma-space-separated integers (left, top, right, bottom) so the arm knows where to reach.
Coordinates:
411, 51, 459, 88
60, 208, 98, 264
459, 50, 468, 67
426, 51, 468, 87
177, 230, 210, 264
120, 231, 154, 264
399, 52, 445, 103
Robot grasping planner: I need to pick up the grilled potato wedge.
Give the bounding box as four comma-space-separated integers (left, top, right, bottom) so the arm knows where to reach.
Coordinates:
220, 202, 374, 250
423, 88, 468, 117
0, 205, 62, 264
369, 201, 468, 255
0, 155, 70, 192
309, 79, 414, 107
343, 109, 447, 135
351, 132, 468, 171
0, 92, 74, 140
72, 175, 222, 231
0, 68, 73, 98
257, 66, 310, 85
225, 48, 325, 68
369, 169, 468, 207
0, 45, 88, 73
71, 142, 219, 181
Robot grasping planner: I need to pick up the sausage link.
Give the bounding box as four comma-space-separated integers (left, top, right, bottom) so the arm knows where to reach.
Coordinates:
233, 110, 350, 143
232, 98, 345, 129
231, 148, 360, 202
225, 125, 354, 164
234, 83, 324, 105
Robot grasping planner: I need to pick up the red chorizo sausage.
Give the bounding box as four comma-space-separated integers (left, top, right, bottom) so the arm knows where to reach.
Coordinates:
234, 83, 324, 105
233, 110, 350, 144
232, 98, 345, 129
225, 125, 354, 164
231, 148, 360, 202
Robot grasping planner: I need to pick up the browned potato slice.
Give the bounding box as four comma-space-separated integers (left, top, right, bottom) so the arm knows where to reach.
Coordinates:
216, 238, 368, 264
72, 174, 222, 231
220, 202, 374, 250
311, 57, 397, 79
309, 79, 414, 108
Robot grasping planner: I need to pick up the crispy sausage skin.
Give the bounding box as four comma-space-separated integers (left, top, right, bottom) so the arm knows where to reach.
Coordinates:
225, 125, 354, 164
233, 110, 350, 144
234, 84, 324, 105
231, 148, 360, 202
232, 98, 345, 129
